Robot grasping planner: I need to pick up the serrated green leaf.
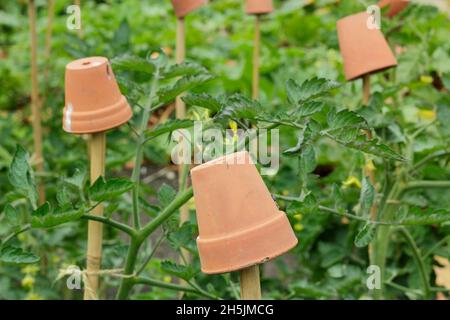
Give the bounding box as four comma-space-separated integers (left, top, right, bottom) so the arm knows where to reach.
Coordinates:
145, 119, 194, 140
8, 145, 38, 208
167, 222, 196, 252
89, 177, 134, 202
162, 61, 208, 79
401, 207, 450, 225
327, 109, 367, 131
157, 73, 215, 104
289, 77, 340, 103
217, 94, 259, 121
296, 101, 324, 117
354, 223, 376, 248
329, 134, 405, 161
4, 204, 19, 227
31, 203, 85, 228
299, 144, 316, 174
182, 93, 223, 113
0, 246, 40, 265
359, 176, 375, 216
64, 167, 87, 191
111, 54, 154, 74
158, 183, 177, 208
161, 260, 196, 281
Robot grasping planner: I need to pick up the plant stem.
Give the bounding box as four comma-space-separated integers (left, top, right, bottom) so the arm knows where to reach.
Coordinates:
116, 187, 194, 299
1, 224, 31, 246
131, 70, 160, 230
412, 150, 450, 171
81, 215, 136, 237
139, 187, 193, 242
116, 237, 141, 300
136, 233, 165, 275
400, 180, 450, 196
397, 227, 431, 299
133, 276, 217, 299
424, 234, 450, 259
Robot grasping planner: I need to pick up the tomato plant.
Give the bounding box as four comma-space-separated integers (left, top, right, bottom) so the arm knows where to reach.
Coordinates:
0, 0, 449, 300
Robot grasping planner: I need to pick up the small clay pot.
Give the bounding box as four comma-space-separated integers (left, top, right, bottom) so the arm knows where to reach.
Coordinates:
171, 0, 206, 18
63, 57, 132, 134
245, 0, 273, 15
191, 151, 298, 274
378, 0, 408, 18
337, 12, 397, 81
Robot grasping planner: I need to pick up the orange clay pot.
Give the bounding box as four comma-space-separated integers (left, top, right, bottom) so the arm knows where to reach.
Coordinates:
191, 151, 298, 274
337, 12, 397, 81
378, 0, 408, 18
171, 0, 206, 18
245, 0, 273, 15
63, 57, 132, 134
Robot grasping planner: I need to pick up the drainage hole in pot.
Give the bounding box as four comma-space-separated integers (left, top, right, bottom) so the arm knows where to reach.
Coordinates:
82, 61, 91, 66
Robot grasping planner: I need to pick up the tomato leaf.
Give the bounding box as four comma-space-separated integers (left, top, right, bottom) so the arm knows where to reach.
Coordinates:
354, 223, 376, 248
0, 246, 40, 265
89, 177, 134, 202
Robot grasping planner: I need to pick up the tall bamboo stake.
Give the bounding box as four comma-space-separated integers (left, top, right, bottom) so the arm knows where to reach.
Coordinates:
363, 74, 378, 264
28, 0, 45, 205
84, 132, 106, 300
43, 0, 55, 83
252, 15, 261, 99
240, 265, 261, 300
74, 0, 83, 38
176, 17, 191, 264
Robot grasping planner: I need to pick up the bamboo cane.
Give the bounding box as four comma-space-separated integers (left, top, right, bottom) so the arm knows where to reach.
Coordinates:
84, 132, 106, 300
43, 0, 55, 83
28, 0, 45, 205
240, 265, 261, 300
74, 0, 83, 38
363, 74, 378, 264
252, 15, 261, 100
176, 17, 191, 264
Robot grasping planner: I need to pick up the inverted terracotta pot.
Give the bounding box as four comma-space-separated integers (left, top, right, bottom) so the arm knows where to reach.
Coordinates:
191, 151, 298, 274
337, 12, 397, 81
245, 0, 273, 15
378, 0, 408, 18
63, 57, 132, 134
171, 0, 206, 18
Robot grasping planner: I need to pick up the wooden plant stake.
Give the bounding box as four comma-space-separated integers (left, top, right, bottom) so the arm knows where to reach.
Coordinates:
252, 15, 261, 100
28, 0, 45, 204
63, 57, 132, 299
84, 132, 106, 300
240, 265, 261, 300
44, 0, 55, 83
171, 0, 207, 265
175, 16, 192, 264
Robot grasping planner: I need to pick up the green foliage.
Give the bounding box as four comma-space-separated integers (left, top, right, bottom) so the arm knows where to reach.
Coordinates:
0, 246, 40, 265
8, 146, 38, 208
31, 203, 85, 229
160, 261, 196, 281
89, 177, 134, 202
354, 223, 376, 248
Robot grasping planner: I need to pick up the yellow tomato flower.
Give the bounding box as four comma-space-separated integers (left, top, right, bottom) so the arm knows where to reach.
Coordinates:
365, 160, 376, 172
294, 223, 304, 232
25, 292, 43, 300
420, 75, 433, 84
21, 275, 35, 289
21, 265, 39, 275
293, 214, 303, 221
282, 190, 289, 196
163, 276, 172, 283
417, 109, 436, 121
342, 176, 362, 189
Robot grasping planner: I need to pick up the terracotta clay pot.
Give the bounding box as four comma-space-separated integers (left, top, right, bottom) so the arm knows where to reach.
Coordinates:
378, 0, 408, 18
245, 0, 273, 15
337, 12, 397, 81
191, 151, 298, 274
63, 56, 132, 134
171, 0, 206, 18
